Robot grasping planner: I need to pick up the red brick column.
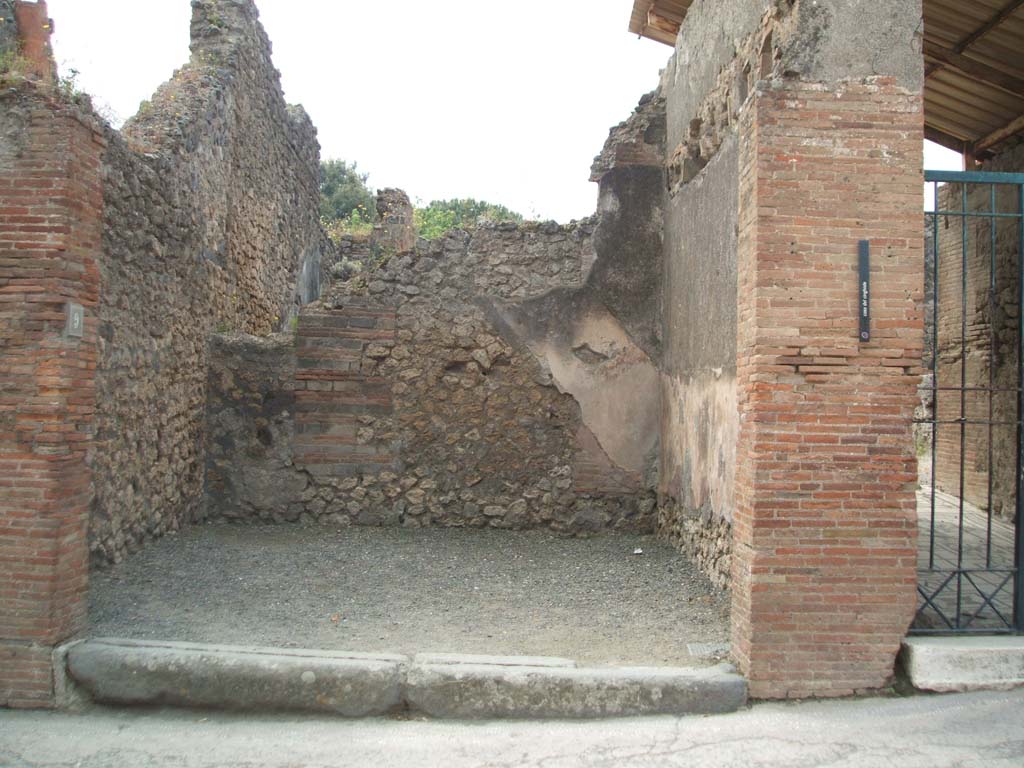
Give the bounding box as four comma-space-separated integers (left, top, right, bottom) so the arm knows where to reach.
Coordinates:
0, 90, 104, 707
731, 79, 924, 698
12, 1, 56, 83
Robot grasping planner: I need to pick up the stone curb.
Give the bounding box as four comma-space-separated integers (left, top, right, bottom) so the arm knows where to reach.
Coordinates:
67, 639, 405, 717
66, 638, 748, 719
405, 660, 747, 719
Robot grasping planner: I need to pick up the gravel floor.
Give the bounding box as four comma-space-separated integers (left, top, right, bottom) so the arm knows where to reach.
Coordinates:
89, 524, 730, 667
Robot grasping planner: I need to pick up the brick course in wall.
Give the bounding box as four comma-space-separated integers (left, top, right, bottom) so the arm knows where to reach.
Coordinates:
294, 303, 398, 478
0, 85, 104, 707
731, 78, 924, 698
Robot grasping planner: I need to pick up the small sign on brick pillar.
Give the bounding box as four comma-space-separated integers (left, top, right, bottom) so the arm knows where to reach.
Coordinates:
65, 302, 84, 338
859, 240, 871, 343
730, 80, 923, 699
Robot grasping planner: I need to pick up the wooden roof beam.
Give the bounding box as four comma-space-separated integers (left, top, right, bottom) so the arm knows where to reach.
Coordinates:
629, 0, 681, 46
976, 111, 1024, 153
649, 4, 685, 25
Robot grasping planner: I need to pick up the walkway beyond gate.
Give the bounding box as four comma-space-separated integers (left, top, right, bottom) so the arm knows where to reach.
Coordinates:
914, 170, 1024, 633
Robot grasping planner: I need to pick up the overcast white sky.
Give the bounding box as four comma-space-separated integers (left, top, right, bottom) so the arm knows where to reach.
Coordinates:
47, 0, 960, 222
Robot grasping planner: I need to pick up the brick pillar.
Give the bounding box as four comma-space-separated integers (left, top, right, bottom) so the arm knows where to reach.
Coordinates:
731, 78, 924, 698
12, 1, 55, 83
0, 89, 104, 707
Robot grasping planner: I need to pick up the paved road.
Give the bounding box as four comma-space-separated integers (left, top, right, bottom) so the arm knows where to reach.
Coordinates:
2, 690, 1023, 767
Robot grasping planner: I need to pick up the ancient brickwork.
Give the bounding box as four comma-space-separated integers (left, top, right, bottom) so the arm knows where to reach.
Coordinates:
653, 0, 926, 697
88, 0, 326, 564
293, 304, 398, 479
731, 78, 923, 698
0, 83, 103, 707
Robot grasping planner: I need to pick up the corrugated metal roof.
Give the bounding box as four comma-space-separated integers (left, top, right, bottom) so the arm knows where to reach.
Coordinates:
629, 0, 1024, 159
924, 0, 1024, 157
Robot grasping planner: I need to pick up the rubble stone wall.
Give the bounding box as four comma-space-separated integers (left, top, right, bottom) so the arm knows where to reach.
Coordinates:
205, 219, 659, 533
88, 0, 326, 564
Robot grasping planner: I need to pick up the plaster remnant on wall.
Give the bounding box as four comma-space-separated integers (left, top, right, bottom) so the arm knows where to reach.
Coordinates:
528, 308, 659, 475
659, 373, 737, 523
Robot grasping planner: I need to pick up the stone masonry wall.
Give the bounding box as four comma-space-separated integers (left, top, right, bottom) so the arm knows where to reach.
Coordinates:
204, 331, 300, 520
88, 0, 326, 564
206, 218, 660, 532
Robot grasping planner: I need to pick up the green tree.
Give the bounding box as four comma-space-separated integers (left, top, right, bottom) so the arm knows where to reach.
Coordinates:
414, 198, 523, 240
319, 159, 374, 225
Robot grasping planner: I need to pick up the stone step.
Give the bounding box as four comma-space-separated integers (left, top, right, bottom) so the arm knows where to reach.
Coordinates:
900, 637, 1024, 692
64, 638, 747, 720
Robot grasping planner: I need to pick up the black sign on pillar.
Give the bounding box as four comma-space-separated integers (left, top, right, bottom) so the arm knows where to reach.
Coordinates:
858, 240, 870, 343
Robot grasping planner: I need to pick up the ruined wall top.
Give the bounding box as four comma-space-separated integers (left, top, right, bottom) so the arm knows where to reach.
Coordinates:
590, 89, 666, 183
121, 0, 318, 185
663, 0, 923, 156
4, 0, 56, 84
189, 0, 265, 58
373, 188, 418, 255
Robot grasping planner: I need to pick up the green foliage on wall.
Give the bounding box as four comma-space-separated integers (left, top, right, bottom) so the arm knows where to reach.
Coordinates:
319, 158, 524, 243
414, 198, 523, 240
320, 159, 374, 241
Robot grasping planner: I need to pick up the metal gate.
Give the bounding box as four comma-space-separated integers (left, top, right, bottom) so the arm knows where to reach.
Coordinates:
914, 170, 1024, 634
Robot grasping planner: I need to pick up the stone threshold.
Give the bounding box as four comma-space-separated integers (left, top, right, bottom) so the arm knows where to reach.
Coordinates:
900, 636, 1024, 692
59, 638, 747, 720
